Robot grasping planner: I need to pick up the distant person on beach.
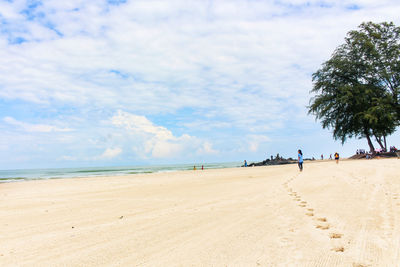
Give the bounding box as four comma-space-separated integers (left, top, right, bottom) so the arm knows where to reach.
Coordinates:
202, 165, 204, 170
321, 154, 324, 160
334, 152, 339, 164
244, 160, 247, 167
329, 154, 332, 160
298, 149, 303, 172
193, 165, 196, 170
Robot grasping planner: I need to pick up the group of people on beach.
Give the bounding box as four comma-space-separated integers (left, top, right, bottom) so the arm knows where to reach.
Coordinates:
298, 150, 339, 171
243, 150, 340, 172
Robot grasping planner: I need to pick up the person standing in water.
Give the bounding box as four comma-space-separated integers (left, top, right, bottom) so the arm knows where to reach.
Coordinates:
298, 149, 303, 171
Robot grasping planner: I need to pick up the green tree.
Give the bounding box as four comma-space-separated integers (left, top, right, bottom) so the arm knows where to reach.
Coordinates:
309, 22, 400, 153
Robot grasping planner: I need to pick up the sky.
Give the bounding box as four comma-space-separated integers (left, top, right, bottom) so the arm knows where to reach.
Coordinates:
1, 0, 400, 169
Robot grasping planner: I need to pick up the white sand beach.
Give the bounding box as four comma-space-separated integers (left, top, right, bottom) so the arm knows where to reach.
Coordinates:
1, 158, 400, 266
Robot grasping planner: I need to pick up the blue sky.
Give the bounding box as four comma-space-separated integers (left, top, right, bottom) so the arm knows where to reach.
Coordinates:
1, 0, 400, 169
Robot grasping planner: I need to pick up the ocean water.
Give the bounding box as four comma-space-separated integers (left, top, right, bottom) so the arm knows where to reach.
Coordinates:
0, 162, 241, 183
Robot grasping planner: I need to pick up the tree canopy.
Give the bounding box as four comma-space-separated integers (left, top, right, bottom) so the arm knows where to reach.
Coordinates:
309, 22, 400, 153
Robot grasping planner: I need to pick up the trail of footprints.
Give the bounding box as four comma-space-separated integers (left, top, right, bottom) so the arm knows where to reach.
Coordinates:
282, 177, 345, 253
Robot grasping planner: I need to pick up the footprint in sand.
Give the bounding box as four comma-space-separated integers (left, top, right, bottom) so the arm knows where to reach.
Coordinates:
316, 217, 327, 222
299, 204, 306, 207
316, 224, 330, 230
306, 212, 314, 216
300, 201, 307, 204
329, 233, 342, 239
307, 208, 314, 212
332, 246, 344, 252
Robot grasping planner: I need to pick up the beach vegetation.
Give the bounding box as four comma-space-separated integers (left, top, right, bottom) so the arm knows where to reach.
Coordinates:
309, 22, 400, 153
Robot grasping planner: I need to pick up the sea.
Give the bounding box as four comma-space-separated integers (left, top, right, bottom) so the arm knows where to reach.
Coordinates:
0, 162, 241, 183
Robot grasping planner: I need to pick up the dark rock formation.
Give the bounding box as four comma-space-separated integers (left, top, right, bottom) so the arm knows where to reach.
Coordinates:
243, 156, 297, 167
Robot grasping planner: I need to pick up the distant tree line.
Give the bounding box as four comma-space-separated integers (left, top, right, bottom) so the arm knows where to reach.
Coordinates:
309, 22, 400, 153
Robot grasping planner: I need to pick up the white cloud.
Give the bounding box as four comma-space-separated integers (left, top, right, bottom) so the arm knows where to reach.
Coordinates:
112, 110, 173, 140
247, 135, 270, 152
111, 110, 216, 159
3, 0, 397, 124
3, 117, 73, 133
197, 141, 218, 155
99, 147, 122, 159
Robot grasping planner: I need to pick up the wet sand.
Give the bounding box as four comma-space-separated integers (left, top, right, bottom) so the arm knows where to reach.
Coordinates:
1, 158, 399, 266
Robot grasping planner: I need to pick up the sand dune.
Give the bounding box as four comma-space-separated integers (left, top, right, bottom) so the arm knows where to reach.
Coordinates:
1, 158, 399, 266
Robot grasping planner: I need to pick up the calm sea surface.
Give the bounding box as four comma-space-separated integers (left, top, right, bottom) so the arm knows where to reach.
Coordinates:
0, 162, 241, 183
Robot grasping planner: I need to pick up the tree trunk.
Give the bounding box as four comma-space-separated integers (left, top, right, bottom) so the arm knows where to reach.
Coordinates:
384, 135, 387, 151
366, 134, 375, 154
375, 135, 385, 149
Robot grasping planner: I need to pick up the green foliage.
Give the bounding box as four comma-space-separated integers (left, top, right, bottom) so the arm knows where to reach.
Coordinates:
309, 22, 400, 150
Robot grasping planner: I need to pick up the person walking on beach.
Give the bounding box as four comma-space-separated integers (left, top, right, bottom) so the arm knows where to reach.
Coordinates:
244, 160, 247, 167
334, 152, 339, 164
298, 149, 303, 172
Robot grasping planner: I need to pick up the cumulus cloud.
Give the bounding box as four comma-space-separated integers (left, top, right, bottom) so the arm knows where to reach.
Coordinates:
111, 111, 174, 141
111, 110, 217, 159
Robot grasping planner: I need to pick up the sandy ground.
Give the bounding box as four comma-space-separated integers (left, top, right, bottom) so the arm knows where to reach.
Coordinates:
1, 158, 400, 266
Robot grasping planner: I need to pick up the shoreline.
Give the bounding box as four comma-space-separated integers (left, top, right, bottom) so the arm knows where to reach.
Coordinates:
0, 161, 241, 183
0, 157, 388, 184
0, 157, 384, 184
0, 158, 354, 184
